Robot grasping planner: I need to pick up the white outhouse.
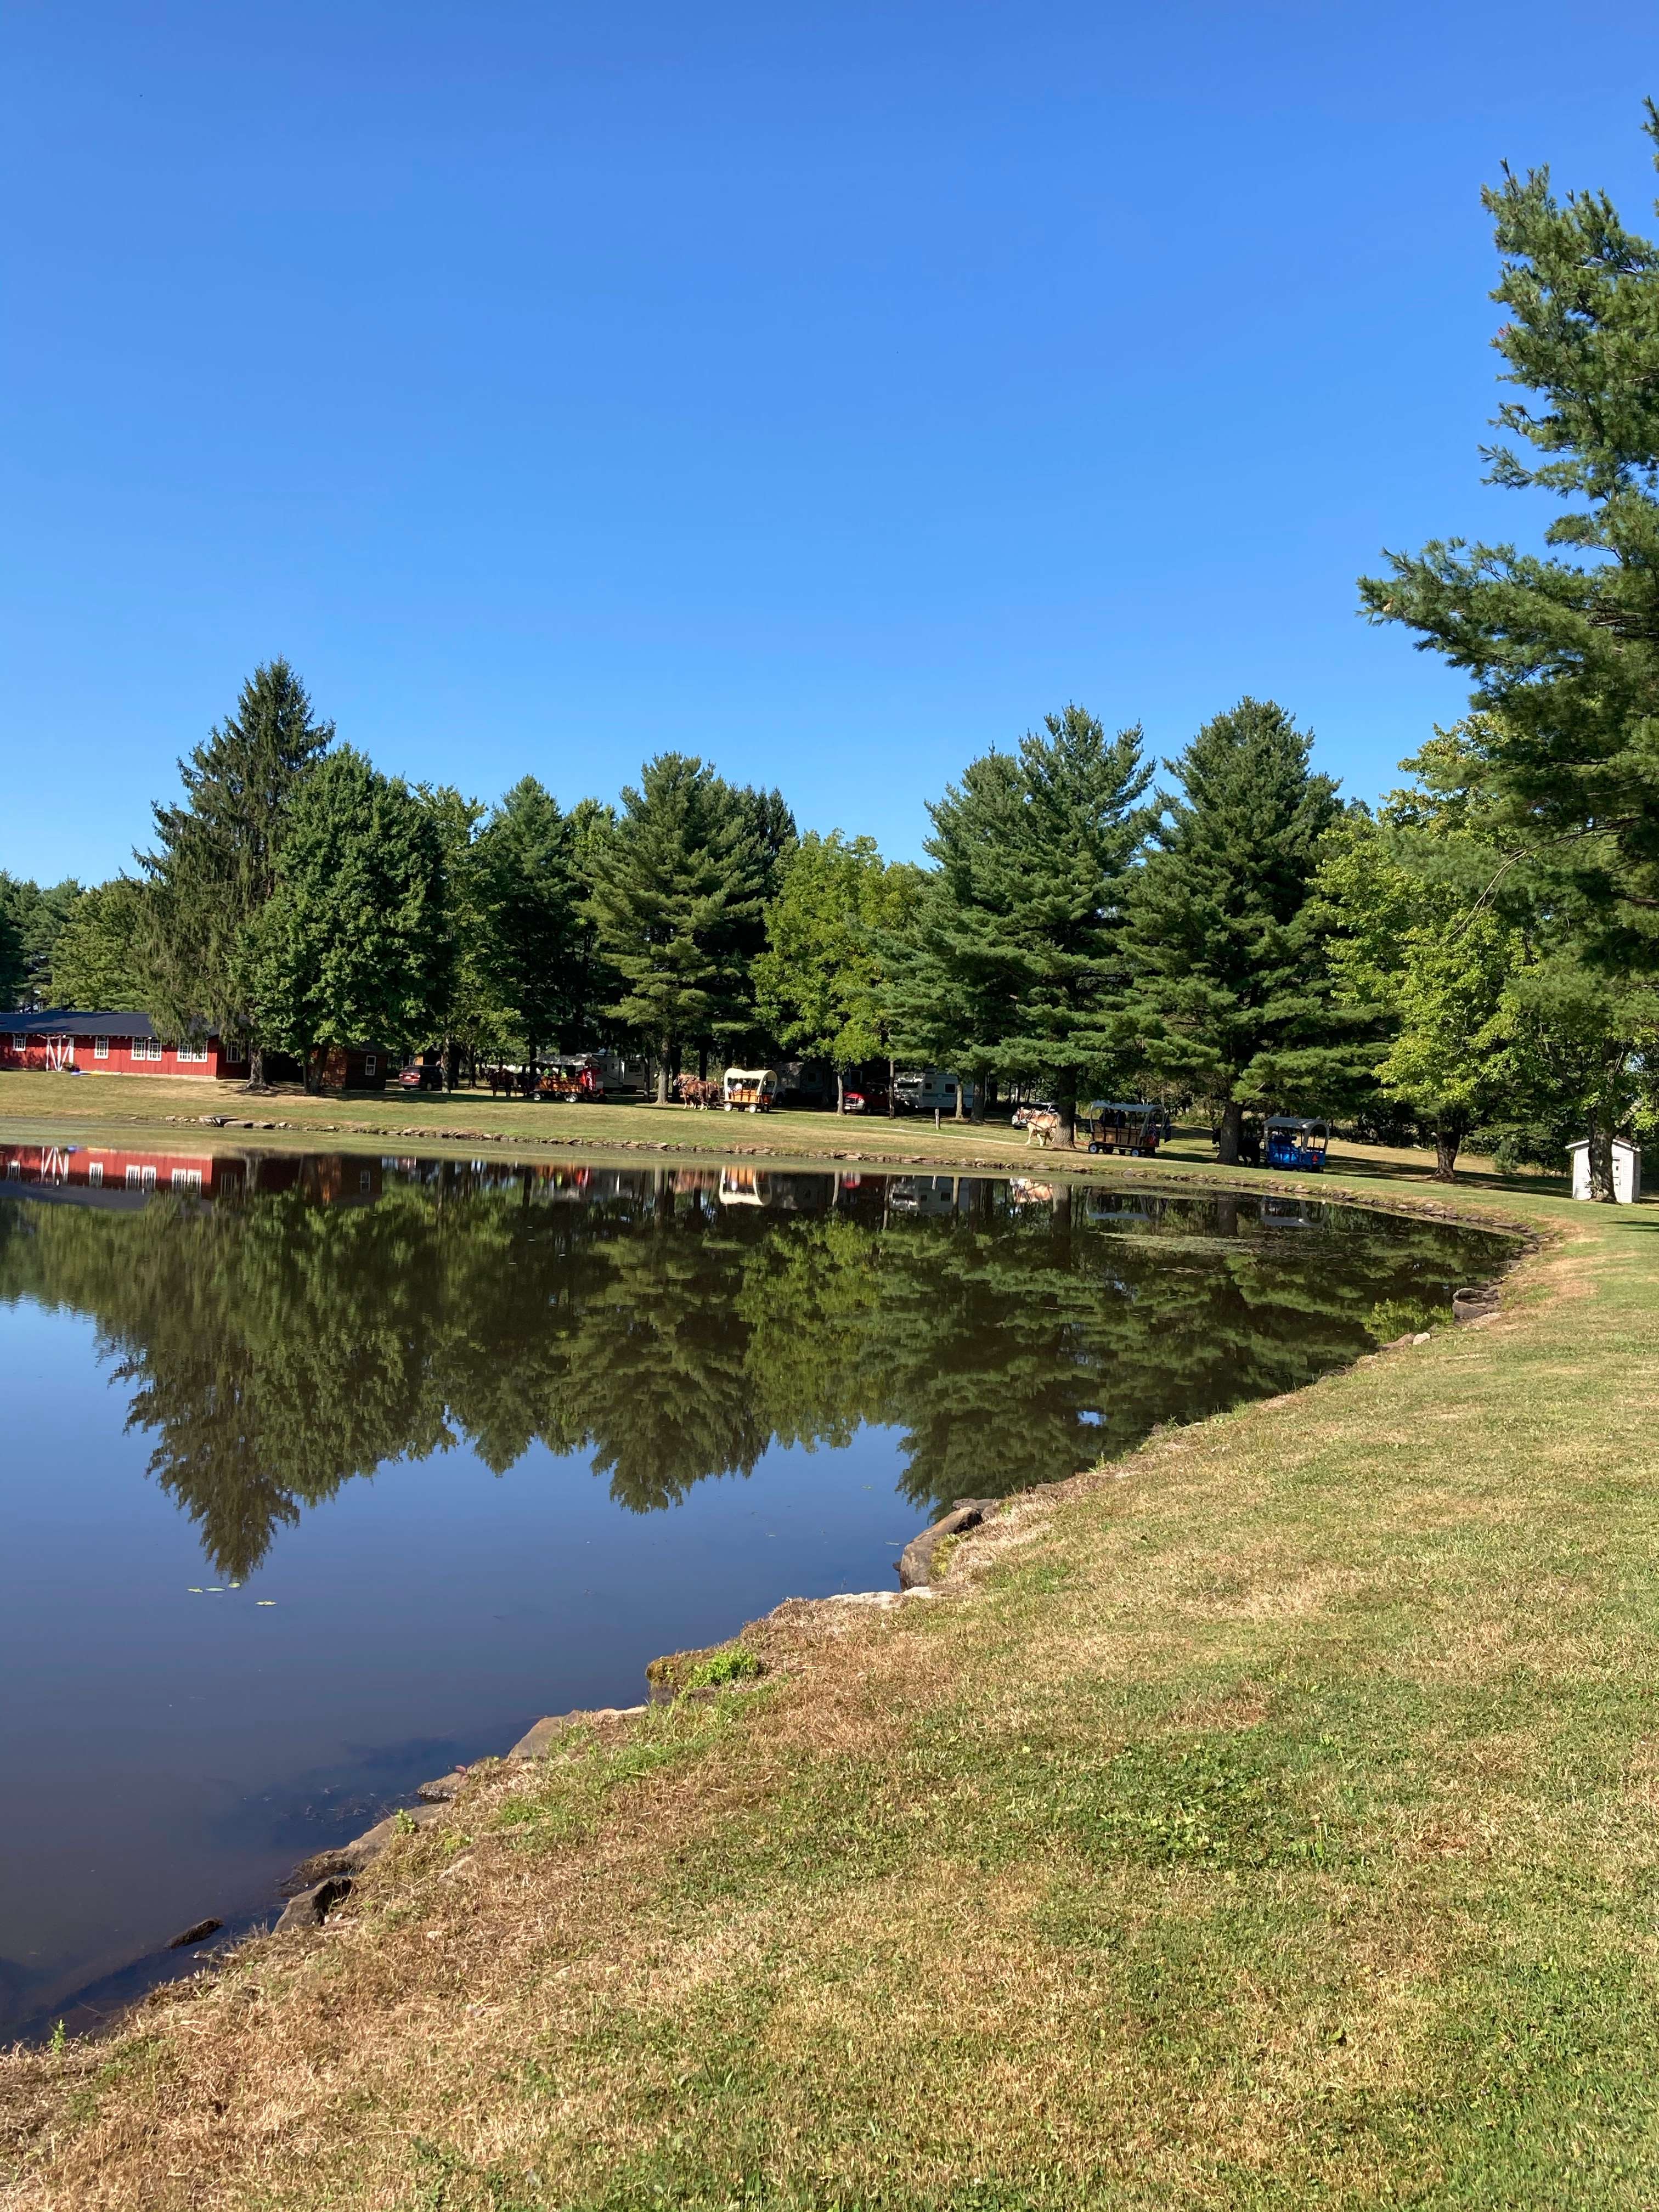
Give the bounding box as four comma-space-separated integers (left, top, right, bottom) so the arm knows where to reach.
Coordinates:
1567, 1138, 1641, 1204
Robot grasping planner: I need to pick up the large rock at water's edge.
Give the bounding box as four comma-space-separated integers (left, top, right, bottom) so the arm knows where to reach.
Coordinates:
283, 1802, 446, 1891
898, 1499, 1000, 1590
507, 1707, 647, 1760
274, 1876, 352, 1934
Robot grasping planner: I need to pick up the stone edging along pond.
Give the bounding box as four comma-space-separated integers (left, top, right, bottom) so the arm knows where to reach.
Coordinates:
130, 1103, 1550, 1237
125, 1171, 1535, 2003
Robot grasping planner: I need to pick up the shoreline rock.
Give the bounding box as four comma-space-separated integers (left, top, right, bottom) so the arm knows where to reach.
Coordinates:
898, 1498, 1000, 1590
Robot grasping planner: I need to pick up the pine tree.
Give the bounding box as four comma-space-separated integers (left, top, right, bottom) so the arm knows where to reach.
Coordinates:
142, 660, 334, 1083
0, 887, 25, 1008
584, 754, 768, 1099
1359, 106, 1659, 1193
251, 747, 451, 1079
0, 875, 86, 1008
882, 751, 1026, 1114
883, 709, 1151, 1136
1125, 698, 1366, 1163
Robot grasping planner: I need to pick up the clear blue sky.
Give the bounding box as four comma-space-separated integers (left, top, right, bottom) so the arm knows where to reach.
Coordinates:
6, 2, 1659, 884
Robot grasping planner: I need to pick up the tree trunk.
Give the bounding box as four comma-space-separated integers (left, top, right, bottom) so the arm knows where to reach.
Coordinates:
887, 1056, 896, 1117
971, 1074, 986, 1125
1216, 1098, 1243, 1165
698, 1043, 708, 1081
656, 1048, 670, 1107
1056, 1075, 1077, 1151
954, 1074, 965, 1121
443, 1037, 459, 1093
246, 1042, 266, 1090
1588, 1116, 1616, 1201
1432, 1116, 1464, 1184
836, 1069, 845, 1114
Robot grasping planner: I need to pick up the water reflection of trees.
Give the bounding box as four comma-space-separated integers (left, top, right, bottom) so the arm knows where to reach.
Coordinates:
0, 1165, 1509, 1575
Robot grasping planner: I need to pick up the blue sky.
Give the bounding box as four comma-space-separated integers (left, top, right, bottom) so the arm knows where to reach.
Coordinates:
6, 2, 1659, 883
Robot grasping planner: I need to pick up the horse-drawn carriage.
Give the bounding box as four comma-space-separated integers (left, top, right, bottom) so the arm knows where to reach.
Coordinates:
723, 1068, 777, 1114
1078, 1102, 1164, 1157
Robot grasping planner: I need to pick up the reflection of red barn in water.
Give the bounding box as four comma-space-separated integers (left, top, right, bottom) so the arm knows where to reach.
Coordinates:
0, 1145, 402, 1209
1, 1143, 228, 1203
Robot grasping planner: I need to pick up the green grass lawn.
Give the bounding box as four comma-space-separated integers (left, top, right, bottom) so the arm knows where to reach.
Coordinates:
0, 1066, 1565, 1198
1, 1138, 1639, 2208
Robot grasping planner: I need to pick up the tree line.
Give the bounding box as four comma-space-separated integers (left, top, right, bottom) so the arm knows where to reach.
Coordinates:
7, 107, 1659, 1188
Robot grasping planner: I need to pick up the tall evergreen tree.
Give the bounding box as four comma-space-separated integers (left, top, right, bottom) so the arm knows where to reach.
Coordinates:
882, 752, 1025, 1113
0, 875, 85, 1008
251, 747, 451, 1081
1125, 698, 1365, 1163
0, 888, 25, 1009
884, 708, 1152, 1136
473, 776, 583, 1061
142, 661, 333, 1083
1359, 106, 1659, 1192
584, 754, 768, 1100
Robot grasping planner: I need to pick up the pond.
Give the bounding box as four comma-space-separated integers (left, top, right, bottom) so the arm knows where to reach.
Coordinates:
0, 1141, 1515, 2039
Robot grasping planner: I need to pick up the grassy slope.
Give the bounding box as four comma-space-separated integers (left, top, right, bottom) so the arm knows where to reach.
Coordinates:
3, 1142, 1650, 2207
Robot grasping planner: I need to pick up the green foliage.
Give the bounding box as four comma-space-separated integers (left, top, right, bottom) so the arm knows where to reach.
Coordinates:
680, 1645, 765, 1691
1124, 698, 1369, 1158
0, 874, 85, 1008
584, 755, 771, 1093
472, 777, 584, 1056
1359, 108, 1659, 1189
883, 706, 1152, 1121
251, 747, 452, 1064
754, 832, 922, 1082
1361, 110, 1659, 981
140, 660, 334, 1068
48, 878, 153, 1011
0, 887, 25, 1008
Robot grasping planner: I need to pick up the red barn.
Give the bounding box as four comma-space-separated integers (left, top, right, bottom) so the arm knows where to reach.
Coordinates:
0, 1009, 248, 1080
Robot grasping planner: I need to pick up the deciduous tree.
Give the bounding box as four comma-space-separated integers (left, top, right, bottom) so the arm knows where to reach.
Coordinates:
754, 833, 923, 1108
252, 747, 450, 1081
48, 878, 154, 1012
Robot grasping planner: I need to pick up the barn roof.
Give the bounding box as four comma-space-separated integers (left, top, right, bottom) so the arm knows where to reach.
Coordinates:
0, 1009, 162, 1039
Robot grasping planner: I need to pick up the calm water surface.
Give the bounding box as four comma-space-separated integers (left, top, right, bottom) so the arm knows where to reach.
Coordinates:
0, 1142, 1514, 2036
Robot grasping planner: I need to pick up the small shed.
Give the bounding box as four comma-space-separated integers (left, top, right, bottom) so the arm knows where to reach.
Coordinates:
1567, 1138, 1641, 1204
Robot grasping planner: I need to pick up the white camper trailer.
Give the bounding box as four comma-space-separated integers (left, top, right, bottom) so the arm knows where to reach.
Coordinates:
892, 1068, 975, 1115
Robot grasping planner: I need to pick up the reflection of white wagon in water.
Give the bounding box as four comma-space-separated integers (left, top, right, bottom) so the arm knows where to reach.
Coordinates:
1079, 1102, 1164, 1157
723, 1068, 777, 1113
718, 1167, 766, 1206
1262, 1117, 1329, 1172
